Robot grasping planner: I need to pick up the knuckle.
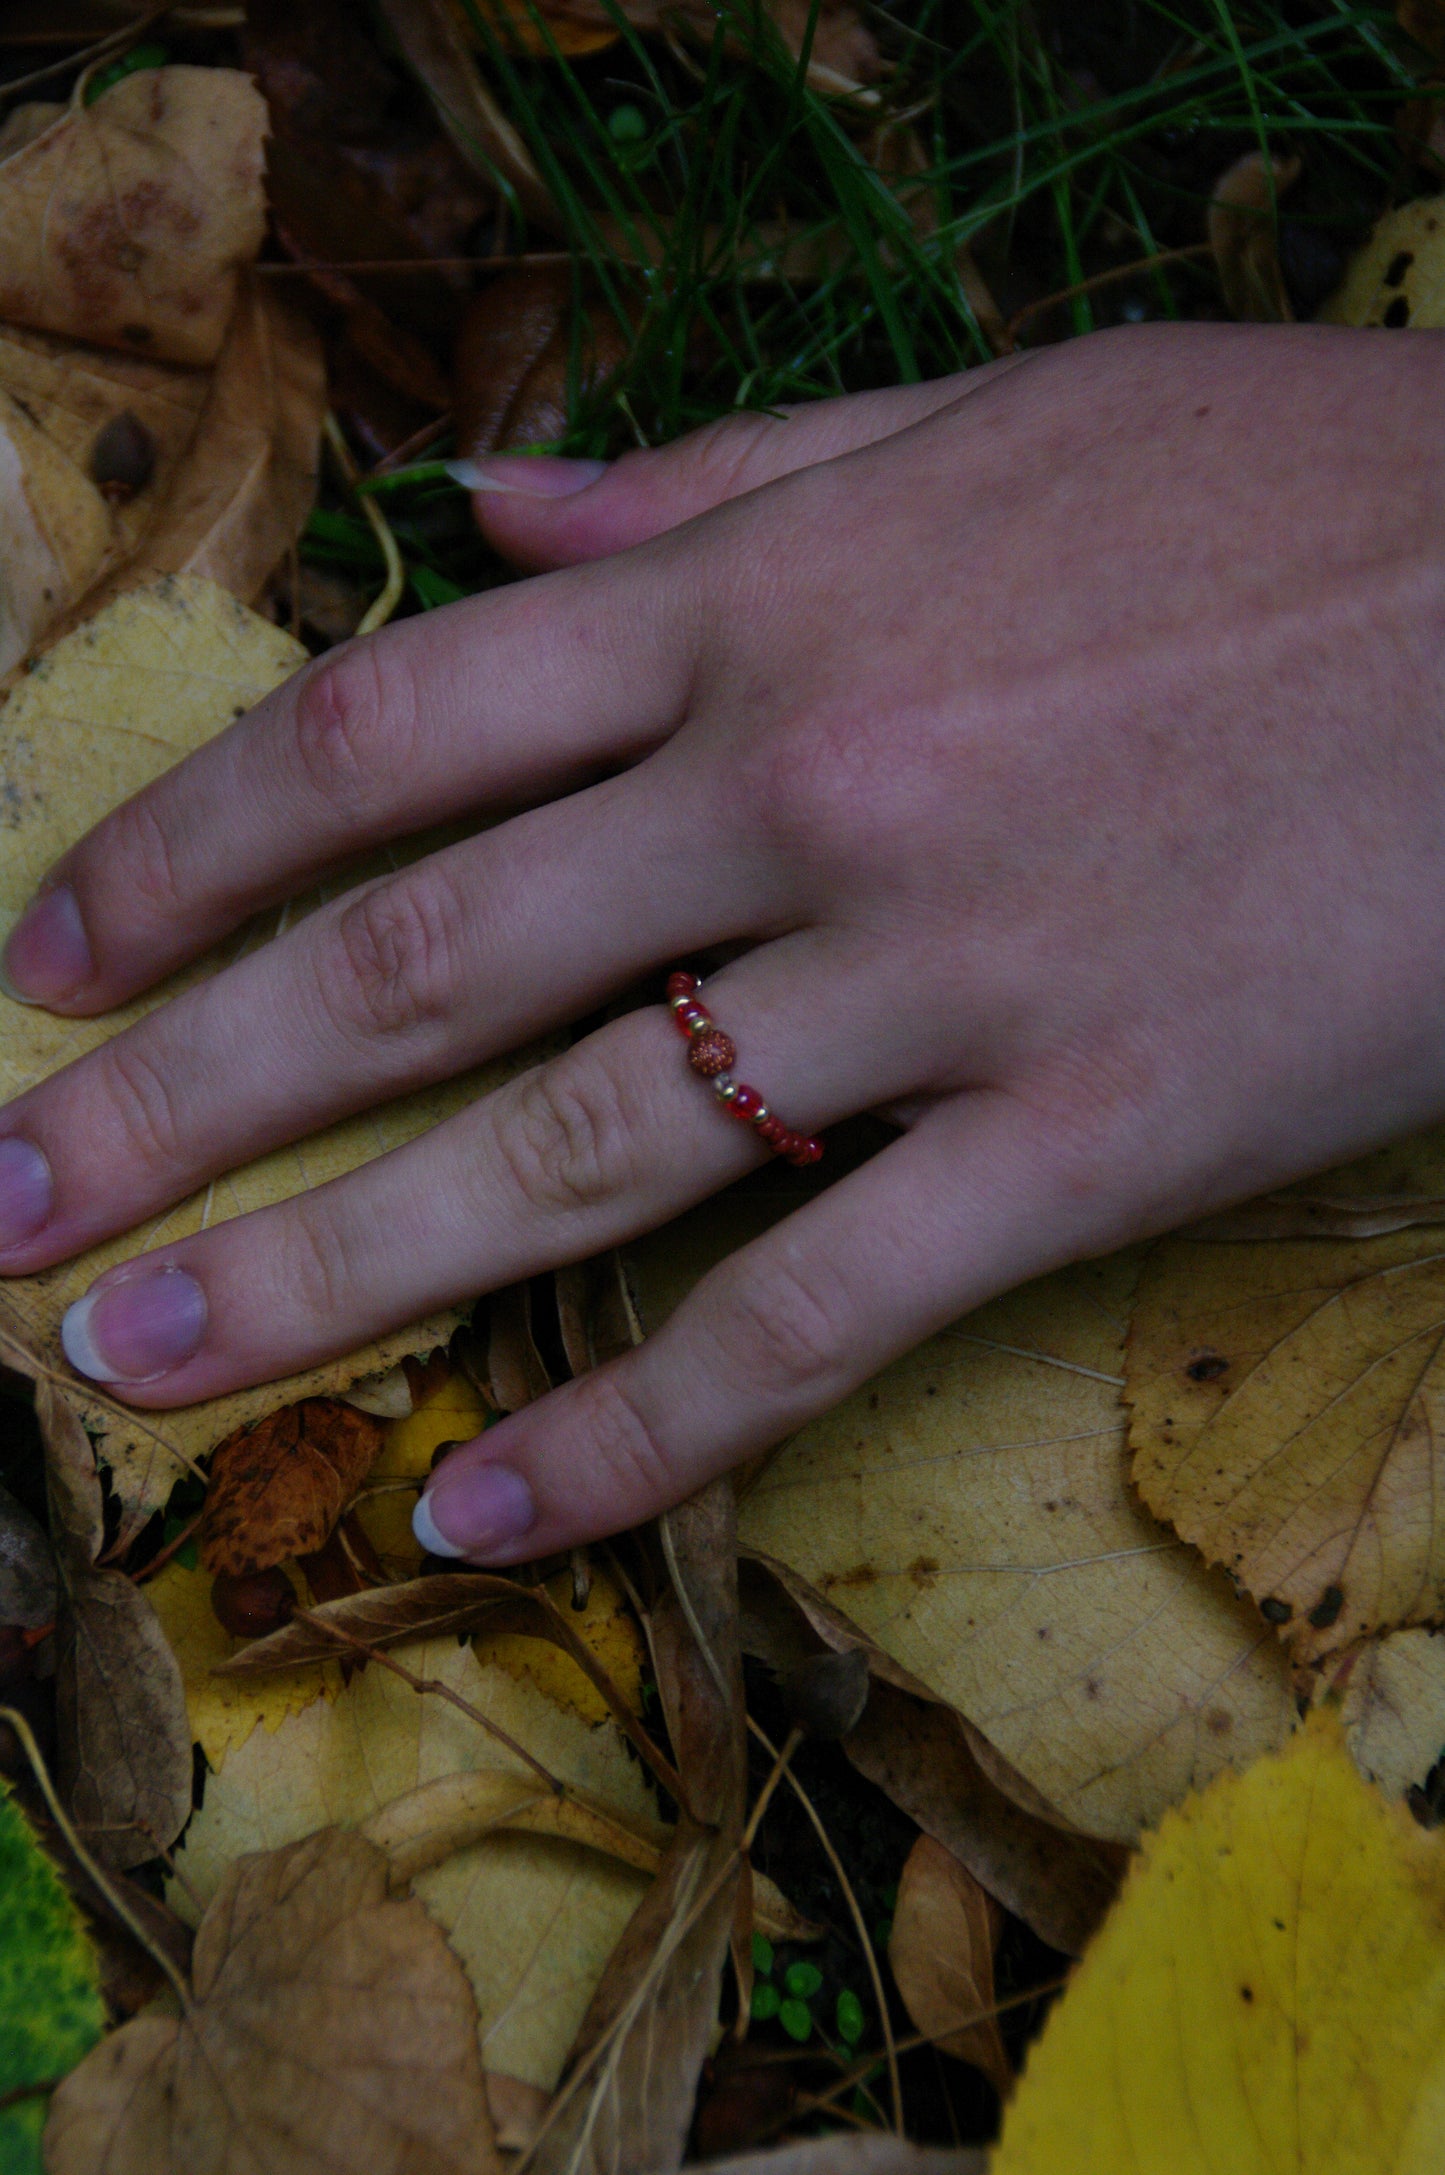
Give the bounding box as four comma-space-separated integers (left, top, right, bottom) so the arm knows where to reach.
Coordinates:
276, 1195, 348, 1329
102, 790, 185, 922
703, 1249, 852, 1400
327, 872, 463, 1041
289, 642, 418, 817
570, 1367, 674, 1502
497, 1052, 644, 1216
101, 1039, 185, 1175
729, 706, 879, 869
662, 411, 785, 501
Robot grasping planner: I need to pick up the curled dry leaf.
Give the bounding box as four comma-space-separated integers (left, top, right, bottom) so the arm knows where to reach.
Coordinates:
0, 579, 551, 1539
172, 1634, 657, 2093
1208, 150, 1301, 323
454, 269, 630, 456
890, 1834, 1010, 2097
200, 1398, 387, 1579
0, 1480, 55, 1631
0, 69, 267, 365
993, 1714, 1445, 2175
37, 1379, 193, 1873
627, 1198, 1293, 1843
529, 1480, 747, 2175
1126, 1228, 1445, 1662
738, 1554, 1124, 1956
45, 1827, 501, 2175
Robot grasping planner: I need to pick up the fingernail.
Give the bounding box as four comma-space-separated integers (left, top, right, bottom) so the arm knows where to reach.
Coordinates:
446, 454, 607, 499
0, 1138, 52, 1249
0, 886, 92, 1006
61, 1268, 207, 1384
413, 1463, 536, 1559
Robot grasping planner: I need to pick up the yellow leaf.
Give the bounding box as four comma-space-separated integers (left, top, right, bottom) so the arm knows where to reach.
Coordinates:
994, 1711, 1445, 2175
0, 578, 550, 1536
0, 68, 267, 365
170, 1635, 657, 2091
1127, 1228, 1445, 1660
144, 1558, 340, 1772
1320, 194, 1445, 330
356, 1369, 492, 1577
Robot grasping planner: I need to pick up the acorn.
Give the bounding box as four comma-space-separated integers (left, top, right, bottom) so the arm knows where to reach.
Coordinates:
210, 1566, 297, 1641
89, 410, 156, 503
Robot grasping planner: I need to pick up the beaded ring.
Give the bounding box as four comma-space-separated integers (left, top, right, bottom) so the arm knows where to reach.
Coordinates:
667, 971, 823, 1167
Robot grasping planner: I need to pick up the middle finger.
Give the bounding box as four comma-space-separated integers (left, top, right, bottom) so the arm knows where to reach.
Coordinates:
0, 754, 768, 1273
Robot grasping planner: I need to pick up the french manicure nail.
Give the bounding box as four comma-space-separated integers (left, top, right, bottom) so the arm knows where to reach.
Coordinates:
0, 886, 92, 1006
0, 1138, 52, 1249
446, 454, 607, 499
413, 1463, 536, 1559
61, 1268, 207, 1384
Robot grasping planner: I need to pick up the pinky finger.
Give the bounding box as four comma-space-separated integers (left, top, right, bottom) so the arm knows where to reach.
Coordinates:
413, 1090, 1111, 1562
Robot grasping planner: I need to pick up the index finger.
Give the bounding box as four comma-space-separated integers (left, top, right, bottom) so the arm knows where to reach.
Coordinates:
0, 545, 703, 1016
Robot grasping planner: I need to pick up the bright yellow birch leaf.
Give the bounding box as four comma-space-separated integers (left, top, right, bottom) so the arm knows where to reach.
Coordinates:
356, 1369, 493, 1577
144, 1558, 340, 1771
1127, 1229, 1445, 1662
0, 579, 549, 1536
627, 1187, 1292, 1844
994, 1710, 1445, 2175
169, 1635, 656, 2091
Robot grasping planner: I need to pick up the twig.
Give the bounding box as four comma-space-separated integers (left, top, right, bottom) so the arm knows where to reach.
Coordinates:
322, 412, 406, 635
748, 1716, 903, 2138
798, 1980, 1072, 2124
255, 254, 571, 276
125, 1507, 204, 1583
0, 1705, 192, 2013
371, 414, 454, 477
0, 5, 168, 108
291, 1606, 563, 1795
0, 2078, 66, 2116
740, 1723, 802, 1853
1003, 243, 1214, 349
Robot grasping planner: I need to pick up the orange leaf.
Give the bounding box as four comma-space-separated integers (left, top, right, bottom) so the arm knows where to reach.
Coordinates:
200, 1398, 386, 1578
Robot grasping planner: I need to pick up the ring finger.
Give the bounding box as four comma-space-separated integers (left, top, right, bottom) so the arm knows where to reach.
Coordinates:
55, 934, 907, 1404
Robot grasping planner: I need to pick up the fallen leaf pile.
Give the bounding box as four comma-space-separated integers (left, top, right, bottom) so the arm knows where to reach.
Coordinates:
6, 21, 1445, 2175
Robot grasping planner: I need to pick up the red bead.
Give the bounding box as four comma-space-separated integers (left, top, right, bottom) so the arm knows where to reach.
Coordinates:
688, 1028, 736, 1079
731, 1084, 764, 1119
675, 1001, 710, 1037
756, 1114, 787, 1145
787, 1136, 824, 1167
666, 971, 699, 1000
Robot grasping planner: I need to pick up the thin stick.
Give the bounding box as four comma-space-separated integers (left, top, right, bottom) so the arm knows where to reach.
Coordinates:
0, 5, 168, 107
748, 1716, 903, 2137
291, 1607, 563, 1796
371, 414, 454, 477
255, 254, 571, 276
125, 1507, 203, 1583
0, 1705, 191, 2012
740, 1723, 802, 1853
322, 412, 406, 635
800, 1979, 1072, 2122
1003, 243, 1213, 349
0, 2079, 66, 2116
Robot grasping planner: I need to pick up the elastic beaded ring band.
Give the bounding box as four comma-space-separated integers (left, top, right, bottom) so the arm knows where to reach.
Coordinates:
666, 970, 823, 1167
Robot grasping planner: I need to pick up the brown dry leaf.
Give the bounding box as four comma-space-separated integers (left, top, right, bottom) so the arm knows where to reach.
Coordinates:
171, 1633, 657, 2093
1400, 0, 1445, 62
1126, 1227, 1445, 1662
531, 1480, 747, 2175
37, 1375, 193, 1871
374, 0, 558, 230
0, 68, 267, 365
45, 1826, 500, 2175
627, 1194, 1293, 1844
737, 1554, 1123, 1956
1325, 1628, 1445, 1803
889, 1834, 1010, 2097
200, 1398, 386, 1578
88, 277, 325, 609
454, 268, 630, 457
1208, 150, 1300, 322
0, 1476, 56, 1630
0, 577, 550, 1539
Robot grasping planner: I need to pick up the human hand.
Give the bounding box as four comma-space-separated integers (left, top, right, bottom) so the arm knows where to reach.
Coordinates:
4, 322, 1445, 1564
